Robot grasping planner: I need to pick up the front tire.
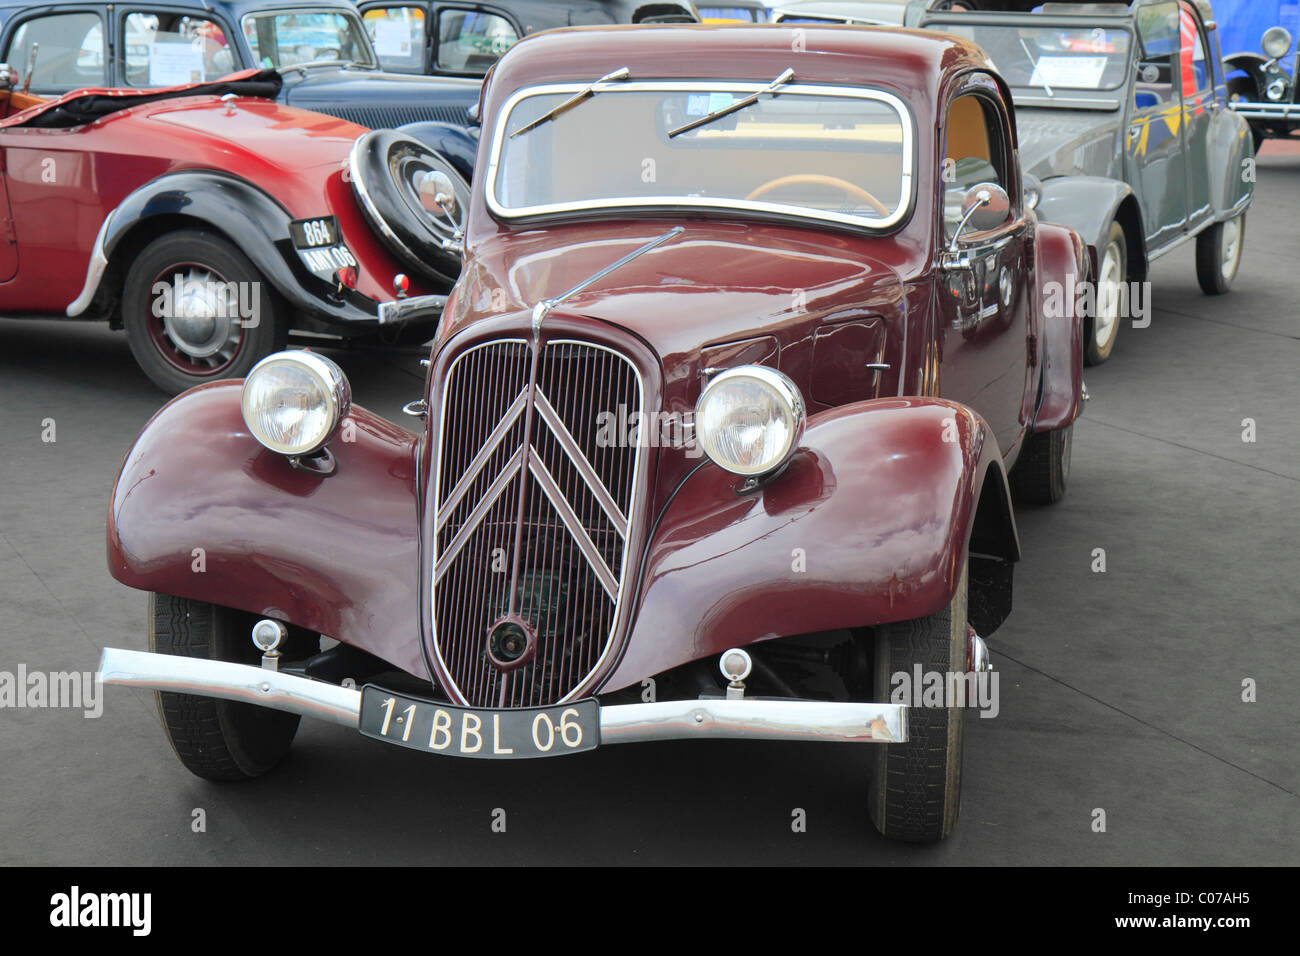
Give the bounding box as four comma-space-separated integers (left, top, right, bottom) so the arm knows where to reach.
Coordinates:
149, 594, 315, 781
1195, 213, 1245, 295
868, 567, 967, 843
1010, 424, 1072, 506
1084, 221, 1126, 366
122, 229, 286, 395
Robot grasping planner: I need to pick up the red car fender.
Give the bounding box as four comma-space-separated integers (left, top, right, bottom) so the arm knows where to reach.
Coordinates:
602, 397, 1017, 693
1032, 221, 1087, 433
106, 382, 428, 679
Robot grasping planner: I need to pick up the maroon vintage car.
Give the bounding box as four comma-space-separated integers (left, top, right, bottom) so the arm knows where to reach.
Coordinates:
0, 67, 468, 393
98, 24, 1086, 844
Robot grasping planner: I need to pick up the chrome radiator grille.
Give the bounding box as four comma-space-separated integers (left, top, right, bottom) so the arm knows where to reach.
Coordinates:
312, 104, 471, 128
431, 339, 643, 707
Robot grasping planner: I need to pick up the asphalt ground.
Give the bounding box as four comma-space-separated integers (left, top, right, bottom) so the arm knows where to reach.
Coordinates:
1, 150, 1297, 866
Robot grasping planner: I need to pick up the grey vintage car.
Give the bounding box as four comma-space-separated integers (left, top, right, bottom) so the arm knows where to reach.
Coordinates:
920, 0, 1254, 364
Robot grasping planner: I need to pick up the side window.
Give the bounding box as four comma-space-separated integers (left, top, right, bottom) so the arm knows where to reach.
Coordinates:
123, 13, 235, 87
943, 93, 1008, 238
363, 6, 427, 73
1179, 4, 1209, 97
4, 12, 106, 91
434, 8, 518, 75
1134, 0, 1178, 108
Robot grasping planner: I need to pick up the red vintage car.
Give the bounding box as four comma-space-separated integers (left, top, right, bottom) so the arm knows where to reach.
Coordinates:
98, 24, 1087, 844
0, 67, 468, 393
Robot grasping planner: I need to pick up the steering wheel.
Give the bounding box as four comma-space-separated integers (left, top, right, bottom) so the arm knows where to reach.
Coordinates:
746, 174, 890, 216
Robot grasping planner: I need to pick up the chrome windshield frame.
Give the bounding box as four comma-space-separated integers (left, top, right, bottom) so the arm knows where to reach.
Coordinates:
484, 79, 917, 233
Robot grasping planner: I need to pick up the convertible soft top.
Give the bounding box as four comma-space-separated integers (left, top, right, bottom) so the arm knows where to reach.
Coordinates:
2, 69, 282, 129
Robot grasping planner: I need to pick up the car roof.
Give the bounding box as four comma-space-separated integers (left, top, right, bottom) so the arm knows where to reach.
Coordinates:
486, 22, 992, 106
0, 0, 361, 16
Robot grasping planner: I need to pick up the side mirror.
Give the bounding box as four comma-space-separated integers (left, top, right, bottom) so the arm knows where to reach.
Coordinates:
949, 182, 1011, 251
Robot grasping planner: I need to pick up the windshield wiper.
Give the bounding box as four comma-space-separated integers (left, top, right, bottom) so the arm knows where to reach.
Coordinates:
668, 67, 794, 138
1019, 38, 1054, 97
509, 66, 631, 139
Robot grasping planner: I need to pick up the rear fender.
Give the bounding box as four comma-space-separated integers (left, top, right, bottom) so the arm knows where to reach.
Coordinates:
86, 171, 381, 325
1032, 221, 1087, 433
602, 398, 1018, 692
107, 381, 427, 678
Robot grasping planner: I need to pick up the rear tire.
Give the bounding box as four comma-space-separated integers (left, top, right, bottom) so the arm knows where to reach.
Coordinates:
122, 229, 286, 396
1195, 213, 1245, 295
868, 567, 967, 843
149, 594, 315, 781
1010, 424, 1072, 506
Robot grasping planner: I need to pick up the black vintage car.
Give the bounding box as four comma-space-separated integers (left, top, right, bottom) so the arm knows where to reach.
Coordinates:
356, 0, 697, 77
1225, 24, 1300, 153
0, 0, 482, 173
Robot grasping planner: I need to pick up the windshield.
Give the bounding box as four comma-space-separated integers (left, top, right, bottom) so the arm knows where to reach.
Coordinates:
488, 82, 913, 230
936, 23, 1132, 91
242, 11, 376, 68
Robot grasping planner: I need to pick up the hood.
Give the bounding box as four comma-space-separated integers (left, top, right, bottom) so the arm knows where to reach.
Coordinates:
1014, 106, 1124, 180
450, 221, 905, 365
281, 67, 481, 126
145, 96, 364, 173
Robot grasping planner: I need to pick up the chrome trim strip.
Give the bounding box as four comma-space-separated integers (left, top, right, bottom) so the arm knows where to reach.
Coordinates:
484, 81, 915, 231
533, 387, 628, 537
99, 648, 909, 743
433, 444, 525, 582
435, 389, 529, 530
66, 214, 113, 317
98, 647, 361, 726
526, 451, 619, 600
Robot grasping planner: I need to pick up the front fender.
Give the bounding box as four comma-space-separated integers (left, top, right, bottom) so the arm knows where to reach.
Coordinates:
602, 398, 1016, 693
107, 381, 427, 679
1032, 221, 1087, 433
88, 171, 381, 325
1036, 175, 1140, 272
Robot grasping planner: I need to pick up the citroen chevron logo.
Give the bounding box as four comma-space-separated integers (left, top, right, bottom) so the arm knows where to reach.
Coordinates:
434, 385, 626, 600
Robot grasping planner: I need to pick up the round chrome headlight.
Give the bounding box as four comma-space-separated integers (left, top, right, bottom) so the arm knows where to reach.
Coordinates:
1263, 26, 1293, 60
695, 366, 805, 477
241, 351, 351, 456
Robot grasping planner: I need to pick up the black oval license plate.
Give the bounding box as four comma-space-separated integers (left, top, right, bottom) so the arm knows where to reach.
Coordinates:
359, 686, 600, 759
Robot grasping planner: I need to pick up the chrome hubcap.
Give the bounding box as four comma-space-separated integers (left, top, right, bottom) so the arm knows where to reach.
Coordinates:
158, 268, 241, 364
1094, 239, 1123, 349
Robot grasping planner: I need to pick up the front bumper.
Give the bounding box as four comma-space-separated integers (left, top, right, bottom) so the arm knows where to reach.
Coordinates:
1230, 100, 1300, 122
97, 647, 908, 745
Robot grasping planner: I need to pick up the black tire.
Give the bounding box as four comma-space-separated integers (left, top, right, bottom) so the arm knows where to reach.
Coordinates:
1195, 213, 1246, 295
149, 594, 316, 781
1010, 424, 1072, 506
868, 567, 967, 843
1084, 221, 1126, 367
122, 229, 286, 396
349, 129, 469, 286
